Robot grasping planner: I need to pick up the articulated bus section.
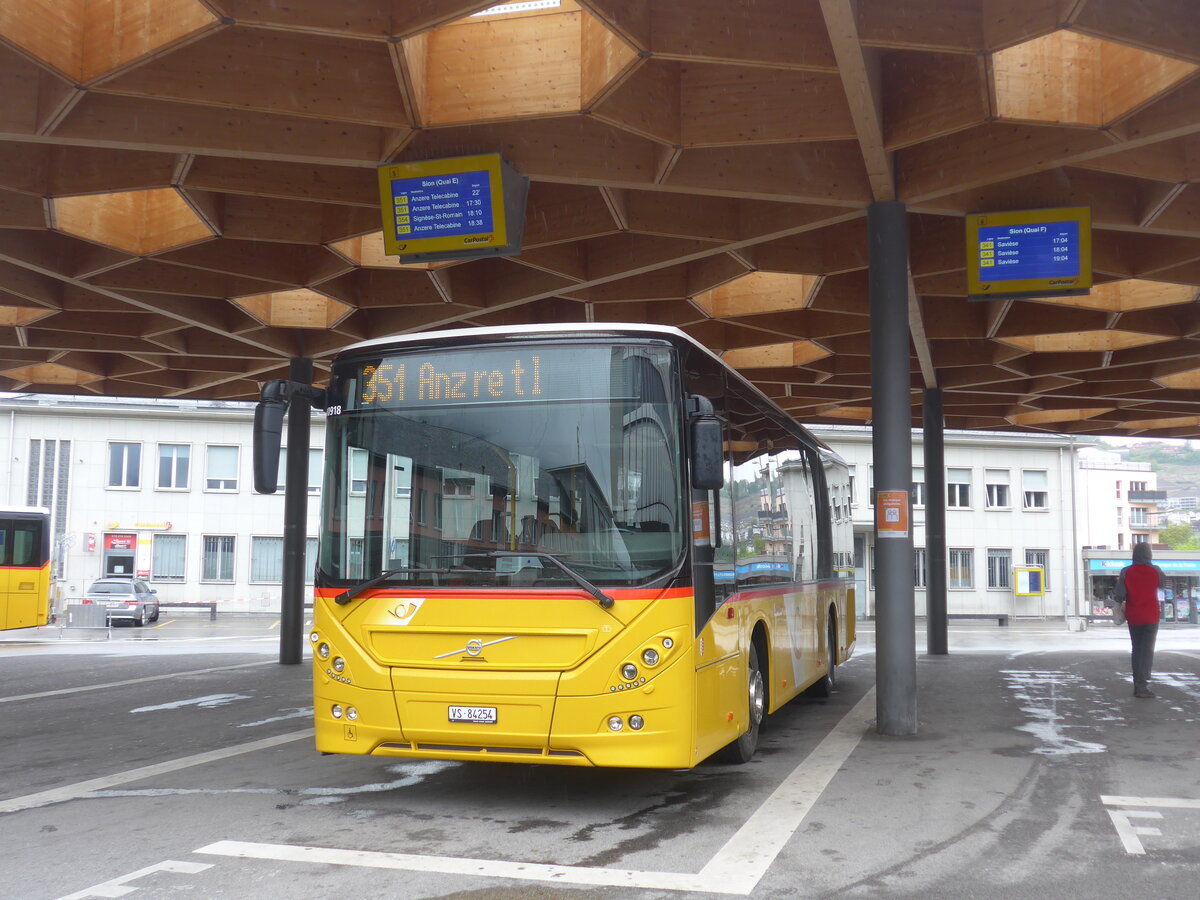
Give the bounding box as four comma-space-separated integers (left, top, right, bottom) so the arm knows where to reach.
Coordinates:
310, 579, 853, 769
1, 508, 51, 631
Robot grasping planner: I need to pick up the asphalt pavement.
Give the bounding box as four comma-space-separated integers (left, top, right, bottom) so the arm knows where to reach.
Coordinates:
1, 615, 1198, 899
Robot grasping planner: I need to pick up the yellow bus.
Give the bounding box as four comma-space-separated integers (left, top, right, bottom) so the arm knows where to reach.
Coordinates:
0, 506, 51, 631
267, 324, 854, 768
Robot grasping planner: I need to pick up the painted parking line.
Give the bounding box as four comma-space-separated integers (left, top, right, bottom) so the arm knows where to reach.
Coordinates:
0, 660, 276, 705
0, 730, 311, 815
198, 688, 877, 896
55, 859, 213, 900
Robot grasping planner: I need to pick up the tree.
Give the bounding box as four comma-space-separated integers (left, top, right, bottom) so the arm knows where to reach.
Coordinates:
1160, 522, 1200, 551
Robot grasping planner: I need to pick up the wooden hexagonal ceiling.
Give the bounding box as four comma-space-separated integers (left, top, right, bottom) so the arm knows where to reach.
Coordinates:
1, 0, 1199, 438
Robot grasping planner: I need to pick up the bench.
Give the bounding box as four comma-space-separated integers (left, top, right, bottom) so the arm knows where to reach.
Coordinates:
157, 602, 217, 621
945, 613, 1010, 626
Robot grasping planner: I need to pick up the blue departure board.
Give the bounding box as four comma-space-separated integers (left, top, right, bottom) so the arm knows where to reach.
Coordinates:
977, 220, 1079, 281
388, 169, 495, 241
966, 207, 1092, 301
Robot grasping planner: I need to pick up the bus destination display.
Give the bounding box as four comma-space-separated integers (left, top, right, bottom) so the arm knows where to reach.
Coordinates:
340, 346, 664, 410
966, 207, 1091, 301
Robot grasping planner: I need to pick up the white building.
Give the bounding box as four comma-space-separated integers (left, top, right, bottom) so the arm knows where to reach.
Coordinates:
3, 394, 1171, 620
2, 395, 324, 611
812, 426, 1085, 619
1075, 448, 1165, 551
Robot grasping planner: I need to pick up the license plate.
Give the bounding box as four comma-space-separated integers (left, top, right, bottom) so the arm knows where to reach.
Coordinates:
448, 705, 497, 724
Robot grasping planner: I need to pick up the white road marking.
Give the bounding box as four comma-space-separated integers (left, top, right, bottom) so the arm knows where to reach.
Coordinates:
1101, 796, 1200, 855
55, 859, 212, 900
1102, 795, 1200, 809
698, 687, 876, 888
0, 660, 274, 704
0, 730, 311, 815
131, 693, 250, 713
198, 688, 876, 895
237, 707, 314, 727
1105, 809, 1163, 855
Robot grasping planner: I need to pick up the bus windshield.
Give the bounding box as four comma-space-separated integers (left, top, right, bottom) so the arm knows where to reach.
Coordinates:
320, 342, 685, 590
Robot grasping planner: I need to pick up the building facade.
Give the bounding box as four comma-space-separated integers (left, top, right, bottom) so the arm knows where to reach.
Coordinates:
2, 396, 324, 612
1075, 448, 1165, 551
813, 426, 1084, 619
4, 394, 1180, 620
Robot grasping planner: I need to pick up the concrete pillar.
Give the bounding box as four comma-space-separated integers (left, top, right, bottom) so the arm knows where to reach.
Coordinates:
280, 357, 312, 665
924, 388, 947, 655
869, 201, 917, 735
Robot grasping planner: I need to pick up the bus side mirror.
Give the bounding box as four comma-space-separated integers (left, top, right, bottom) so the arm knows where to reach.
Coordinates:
689, 395, 724, 490
253, 380, 288, 494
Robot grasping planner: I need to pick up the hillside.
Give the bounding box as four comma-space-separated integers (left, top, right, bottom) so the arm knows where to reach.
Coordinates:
1096, 440, 1200, 497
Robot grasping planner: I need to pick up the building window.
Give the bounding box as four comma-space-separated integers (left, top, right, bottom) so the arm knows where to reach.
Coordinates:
1115, 480, 1122, 498
350, 448, 367, 495
206, 445, 239, 491
912, 467, 925, 507
1022, 470, 1048, 510
1118, 533, 1125, 550
985, 469, 1010, 508
348, 537, 365, 579
987, 548, 1011, 589
108, 442, 141, 488
1025, 548, 1049, 589
1116, 506, 1123, 525
1130, 508, 1151, 527
276, 448, 323, 494
914, 547, 927, 588
947, 468, 971, 508
251, 535, 319, 583
151, 534, 186, 582
949, 548, 974, 588
1130, 481, 1147, 492
157, 444, 190, 490
202, 535, 235, 581
848, 467, 856, 507
1132, 533, 1150, 545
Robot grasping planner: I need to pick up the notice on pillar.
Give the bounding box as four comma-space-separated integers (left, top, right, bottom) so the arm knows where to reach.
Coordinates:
876, 491, 910, 539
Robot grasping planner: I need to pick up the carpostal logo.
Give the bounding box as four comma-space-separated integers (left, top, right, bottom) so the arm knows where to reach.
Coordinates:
463, 235, 494, 244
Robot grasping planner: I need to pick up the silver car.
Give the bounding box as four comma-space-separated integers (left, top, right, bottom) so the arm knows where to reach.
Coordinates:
85, 577, 160, 626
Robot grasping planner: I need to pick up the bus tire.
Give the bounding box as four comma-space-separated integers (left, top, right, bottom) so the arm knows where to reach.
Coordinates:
720, 642, 764, 764
812, 616, 837, 698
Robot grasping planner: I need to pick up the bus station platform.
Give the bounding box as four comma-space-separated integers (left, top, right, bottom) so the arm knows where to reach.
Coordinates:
1, 618, 1198, 899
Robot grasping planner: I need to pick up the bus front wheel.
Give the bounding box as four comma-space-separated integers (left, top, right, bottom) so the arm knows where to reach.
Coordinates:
720, 643, 764, 764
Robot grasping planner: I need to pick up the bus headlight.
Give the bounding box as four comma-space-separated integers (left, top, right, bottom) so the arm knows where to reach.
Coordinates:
332, 657, 345, 673
607, 716, 624, 732
662, 637, 674, 649
331, 704, 343, 719
641, 648, 660, 666
629, 715, 645, 730
310, 632, 320, 643
621, 663, 638, 681
346, 707, 358, 721
318, 643, 331, 659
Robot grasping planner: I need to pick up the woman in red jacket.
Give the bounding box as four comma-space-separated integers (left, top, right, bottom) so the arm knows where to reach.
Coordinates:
1115, 542, 1165, 698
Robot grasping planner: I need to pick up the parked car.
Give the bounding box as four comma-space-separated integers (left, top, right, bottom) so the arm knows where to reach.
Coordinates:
84, 577, 160, 626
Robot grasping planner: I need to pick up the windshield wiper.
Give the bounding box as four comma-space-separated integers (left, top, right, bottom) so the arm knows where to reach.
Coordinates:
486, 551, 615, 610
334, 566, 449, 606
